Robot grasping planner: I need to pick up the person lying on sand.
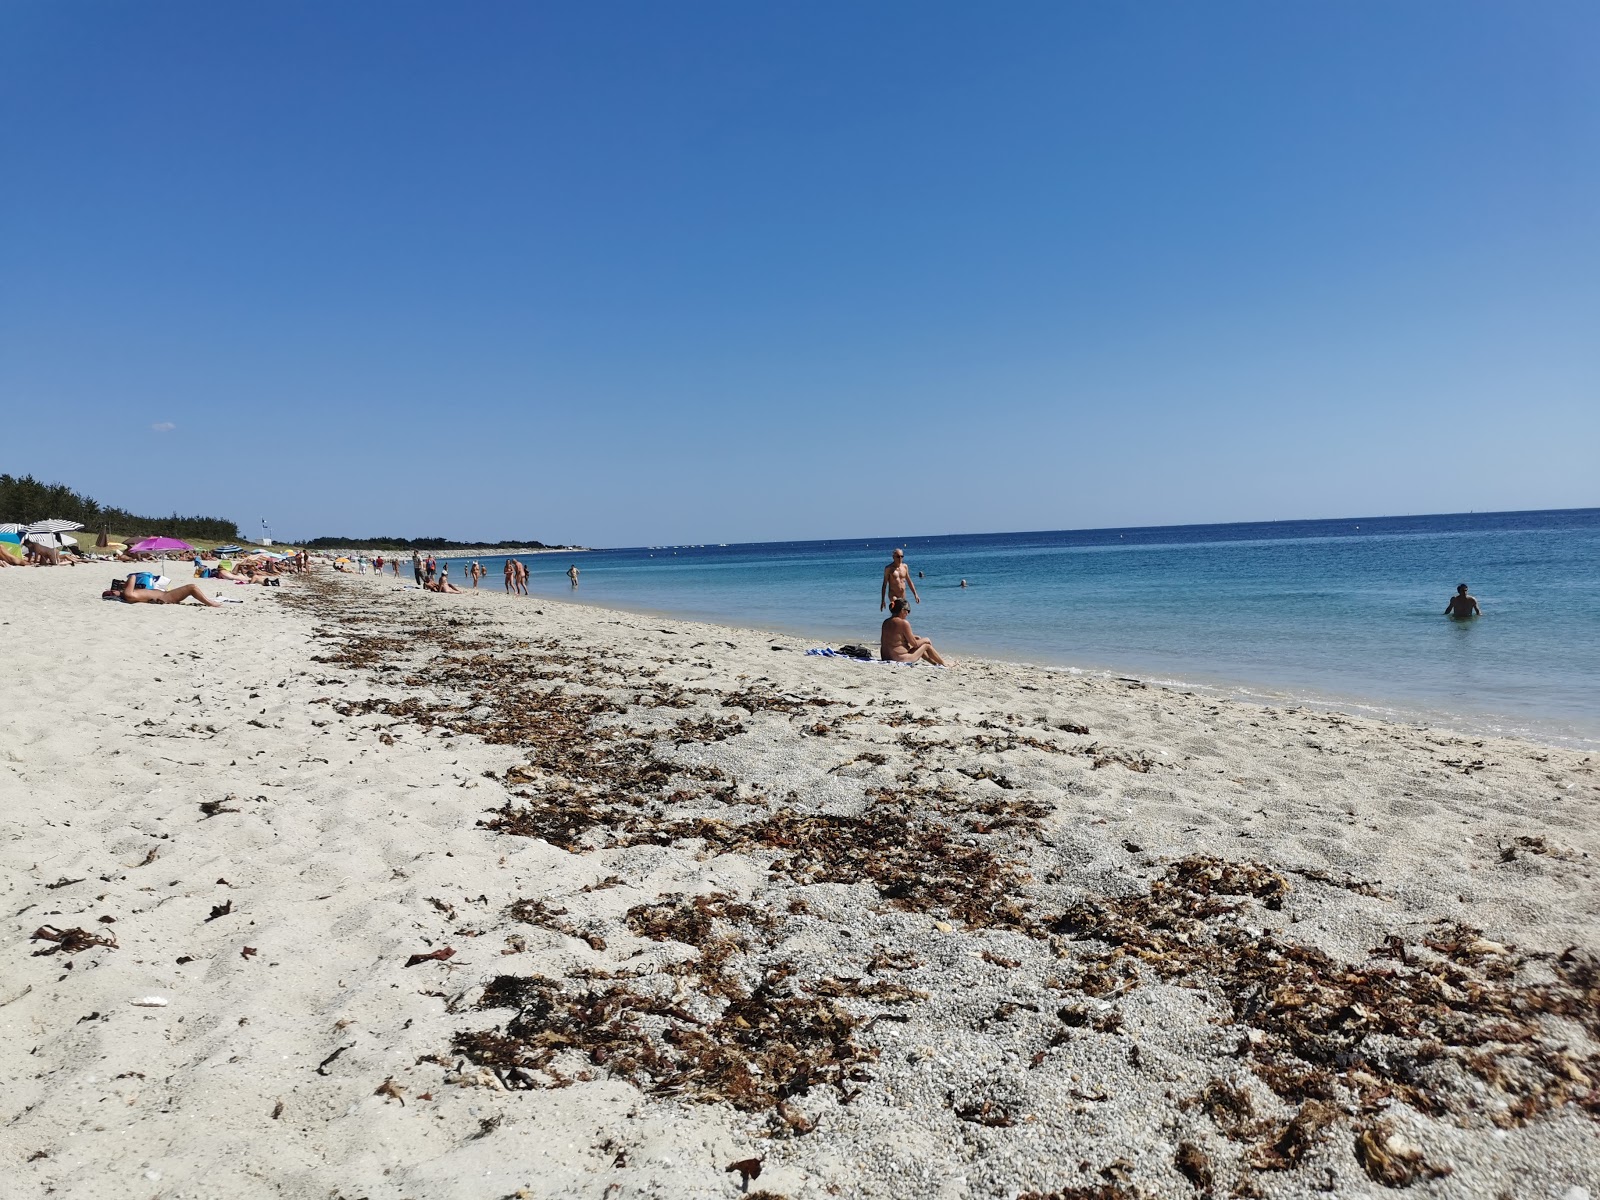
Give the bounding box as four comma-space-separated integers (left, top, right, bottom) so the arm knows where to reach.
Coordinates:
424, 577, 465, 593
880, 597, 948, 665
1445, 583, 1481, 619
195, 557, 257, 582
108, 575, 221, 607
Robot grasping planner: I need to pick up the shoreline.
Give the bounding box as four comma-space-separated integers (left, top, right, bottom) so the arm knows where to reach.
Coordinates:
367, 570, 1600, 752
4, 565, 1596, 1198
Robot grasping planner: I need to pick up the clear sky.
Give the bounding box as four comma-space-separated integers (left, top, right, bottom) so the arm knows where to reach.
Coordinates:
2, 2, 1595, 546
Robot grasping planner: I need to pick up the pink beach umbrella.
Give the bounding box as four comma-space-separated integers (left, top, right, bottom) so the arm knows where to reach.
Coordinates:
127, 536, 196, 555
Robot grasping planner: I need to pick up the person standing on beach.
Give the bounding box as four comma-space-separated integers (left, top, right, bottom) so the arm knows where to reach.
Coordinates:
503, 558, 515, 593
412, 551, 423, 586
1445, 584, 1481, 619
515, 558, 529, 595
880, 548, 920, 612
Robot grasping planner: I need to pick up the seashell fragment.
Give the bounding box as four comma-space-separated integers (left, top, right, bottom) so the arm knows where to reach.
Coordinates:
130, 996, 169, 1008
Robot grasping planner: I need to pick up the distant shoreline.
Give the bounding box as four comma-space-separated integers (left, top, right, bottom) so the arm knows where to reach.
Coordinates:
320, 546, 588, 559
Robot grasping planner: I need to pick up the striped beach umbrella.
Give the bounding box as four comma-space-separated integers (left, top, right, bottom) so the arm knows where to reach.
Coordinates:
25, 519, 85, 534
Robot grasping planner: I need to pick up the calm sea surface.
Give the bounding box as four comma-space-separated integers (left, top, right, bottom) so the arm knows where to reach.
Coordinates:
435, 509, 1598, 747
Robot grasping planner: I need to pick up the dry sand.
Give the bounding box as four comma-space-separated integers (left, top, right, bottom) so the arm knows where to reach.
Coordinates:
2, 564, 1596, 1200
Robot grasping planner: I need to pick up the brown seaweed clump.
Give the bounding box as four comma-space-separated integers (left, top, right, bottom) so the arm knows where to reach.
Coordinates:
1016, 1184, 1142, 1200
456, 962, 878, 1113
30, 925, 118, 956
687, 807, 1036, 930
1353, 1120, 1452, 1187
1048, 858, 1600, 1131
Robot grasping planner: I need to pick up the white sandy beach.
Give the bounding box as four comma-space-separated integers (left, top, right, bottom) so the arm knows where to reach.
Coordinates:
2, 564, 1596, 1200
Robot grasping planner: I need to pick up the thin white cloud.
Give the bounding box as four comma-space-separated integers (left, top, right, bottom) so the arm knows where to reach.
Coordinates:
151, 421, 176, 432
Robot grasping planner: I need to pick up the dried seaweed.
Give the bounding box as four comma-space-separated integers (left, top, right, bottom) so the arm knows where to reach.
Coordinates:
29, 925, 117, 956
1353, 1120, 1452, 1187
954, 1096, 1016, 1127
508, 898, 607, 950
1048, 860, 1600, 1129
1017, 1183, 1141, 1200
1174, 1142, 1212, 1191
666, 808, 1035, 930
1248, 1100, 1336, 1170
459, 962, 877, 1113
405, 946, 456, 967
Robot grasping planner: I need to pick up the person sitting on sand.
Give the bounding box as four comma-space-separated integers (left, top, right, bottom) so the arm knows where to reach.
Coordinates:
880, 597, 948, 665
423, 576, 465, 594
108, 574, 221, 607
1445, 583, 1481, 619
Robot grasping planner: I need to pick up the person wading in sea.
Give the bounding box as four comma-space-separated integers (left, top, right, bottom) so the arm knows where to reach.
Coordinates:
880, 548, 920, 612
1445, 583, 1481, 619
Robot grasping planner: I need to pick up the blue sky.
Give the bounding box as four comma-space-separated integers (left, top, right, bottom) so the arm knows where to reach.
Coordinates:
2, 2, 1595, 545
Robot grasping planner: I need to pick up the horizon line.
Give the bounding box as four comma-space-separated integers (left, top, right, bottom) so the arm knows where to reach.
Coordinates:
296, 504, 1598, 552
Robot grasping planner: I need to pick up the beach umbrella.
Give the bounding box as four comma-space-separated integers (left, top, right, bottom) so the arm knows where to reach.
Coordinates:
127, 536, 196, 555
0, 531, 22, 546
25, 519, 85, 535
0, 523, 24, 535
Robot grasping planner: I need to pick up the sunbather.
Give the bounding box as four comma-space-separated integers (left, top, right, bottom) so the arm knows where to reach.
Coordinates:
108, 574, 222, 607
880, 598, 949, 665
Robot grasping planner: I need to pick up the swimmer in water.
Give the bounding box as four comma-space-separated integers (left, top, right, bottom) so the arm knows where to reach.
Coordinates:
1444, 583, 1481, 619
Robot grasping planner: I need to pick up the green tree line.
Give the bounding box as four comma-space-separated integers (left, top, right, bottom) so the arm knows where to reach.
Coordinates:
0, 473, 241, 542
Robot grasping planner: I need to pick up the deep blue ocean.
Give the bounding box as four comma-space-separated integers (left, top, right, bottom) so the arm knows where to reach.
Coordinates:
431, 509, 1598, 746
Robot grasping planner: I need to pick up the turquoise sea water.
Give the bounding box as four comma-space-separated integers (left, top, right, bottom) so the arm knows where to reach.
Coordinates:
432, 509, 1598, 747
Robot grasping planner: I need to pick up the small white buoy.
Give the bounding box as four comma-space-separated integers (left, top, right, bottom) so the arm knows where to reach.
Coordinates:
130, 996, 169, 1008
